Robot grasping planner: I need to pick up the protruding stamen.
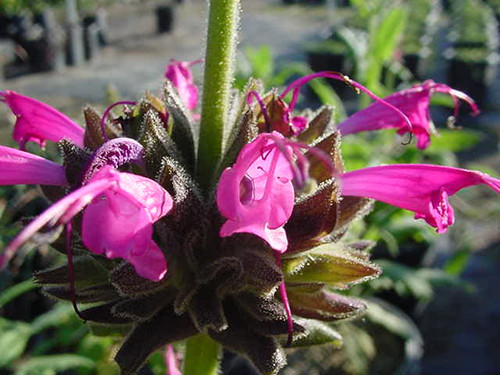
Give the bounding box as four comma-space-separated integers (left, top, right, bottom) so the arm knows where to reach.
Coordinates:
247, 91, 273, 132
65, 221, 86, 321
274, 251, 294, 347
280, 71, 413, 133
100, 100, 137, 141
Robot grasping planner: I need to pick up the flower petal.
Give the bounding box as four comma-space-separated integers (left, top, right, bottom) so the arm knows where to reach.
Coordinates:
165, 60, 199, 111
217, 133, 295, 251
0, 145, 67, 186
340, 164, 500, 232
1, 90, 84, 149
337, 80, 478, 149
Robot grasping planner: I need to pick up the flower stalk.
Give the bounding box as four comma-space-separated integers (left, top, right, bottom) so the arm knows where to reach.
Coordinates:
198, 0, 240, 190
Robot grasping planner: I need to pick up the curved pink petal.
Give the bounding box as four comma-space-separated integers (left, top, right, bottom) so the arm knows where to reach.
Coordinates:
0, 145, 67, 186
0, 90, 84, 149
340, 164, 500, 233
82, 167, 172, 281
165, 60, 199, 111
217, 133, 295, 252
1, 166, 173, 281
337, 80, 479, 149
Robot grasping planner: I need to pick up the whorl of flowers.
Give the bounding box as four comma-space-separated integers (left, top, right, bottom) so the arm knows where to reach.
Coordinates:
0, 61, 498, 375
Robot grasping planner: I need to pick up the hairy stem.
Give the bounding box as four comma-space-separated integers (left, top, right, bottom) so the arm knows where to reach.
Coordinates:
197, 0, 240, 191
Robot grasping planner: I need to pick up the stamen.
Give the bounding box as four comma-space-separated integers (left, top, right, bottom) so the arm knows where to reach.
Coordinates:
100, 100, 137, 141
274, 251, 294, 347
247, 91, 272, 132
280, 71, 413, 133
65, 221, 86, 321
401, 132, 414, 146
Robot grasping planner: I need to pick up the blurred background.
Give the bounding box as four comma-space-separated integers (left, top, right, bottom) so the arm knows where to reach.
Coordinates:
0, 0, 499, 374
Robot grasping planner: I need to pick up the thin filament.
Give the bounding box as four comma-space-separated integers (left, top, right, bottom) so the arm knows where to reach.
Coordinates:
274, 251, 294, 347
100, 100, 137, 141
247, 91, 272, 132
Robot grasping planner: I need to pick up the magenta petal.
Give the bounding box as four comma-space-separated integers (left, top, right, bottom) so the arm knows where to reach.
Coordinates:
340, 164, 500, 233
337, 80, 478, 149
81, 167, 172, 281
217, 133, 295, 252
0, 90, 84, 149
0, 145, 67, 186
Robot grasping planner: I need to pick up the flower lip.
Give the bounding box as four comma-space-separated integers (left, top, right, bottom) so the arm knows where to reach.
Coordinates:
1, 165, 173, 282
340, 164, 500, 233
336, 80, 479, 149
0, 90, 84, 150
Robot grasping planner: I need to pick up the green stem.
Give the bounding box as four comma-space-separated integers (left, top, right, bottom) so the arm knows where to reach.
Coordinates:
197, 0, 240, 190
183, 334, 221, 375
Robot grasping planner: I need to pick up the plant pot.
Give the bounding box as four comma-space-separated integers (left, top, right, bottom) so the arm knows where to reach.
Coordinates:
447, 58, 495, 107
83, 22, 100, 60
307, 49, 354, 96
156, 5, 175, 33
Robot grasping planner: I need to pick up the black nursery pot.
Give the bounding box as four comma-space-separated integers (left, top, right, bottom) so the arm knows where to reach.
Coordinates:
447, 58, 494, 108
156, 5, 175, 33
307, 49, 354, 96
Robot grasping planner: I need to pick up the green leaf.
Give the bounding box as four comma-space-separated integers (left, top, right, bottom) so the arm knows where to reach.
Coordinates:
444, 250, 471, 276
426, 129, 482, 152
183, 334, 221, 375
289, 319, 343, 348
0, 279, 37, 308
30, 303, 75, 335
0, 319, 32, 367
370, 7, 408, 63
14, 354, 95, 375
365, 298, 422, 343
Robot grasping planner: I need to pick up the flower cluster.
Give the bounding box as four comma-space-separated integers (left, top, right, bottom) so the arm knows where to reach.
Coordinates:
0, 61, 498, 374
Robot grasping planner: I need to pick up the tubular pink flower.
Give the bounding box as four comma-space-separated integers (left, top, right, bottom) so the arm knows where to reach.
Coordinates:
217, 132, 296, 252
0, 145, 67, 186
0, 90, 84, 149
337, 80, 479, 149
340, 164, 500, 233
1, 166, 173, 281
165, 59, 201, 111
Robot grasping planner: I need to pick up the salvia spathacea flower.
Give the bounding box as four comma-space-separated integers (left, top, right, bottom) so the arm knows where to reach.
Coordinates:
0, 90, 85, 150
337, 80, 479, 149
0, 70, 499, 375
164, 59, 200, 112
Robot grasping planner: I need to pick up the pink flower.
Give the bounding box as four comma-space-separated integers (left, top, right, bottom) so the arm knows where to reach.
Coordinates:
165, 59, 200, 111
217, 132, 296, 252
0, 161, 172, 281
0, 90, 85, 149
337, 80, 479, 149
0, 145, 67, 186
340, 164, 500, 233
